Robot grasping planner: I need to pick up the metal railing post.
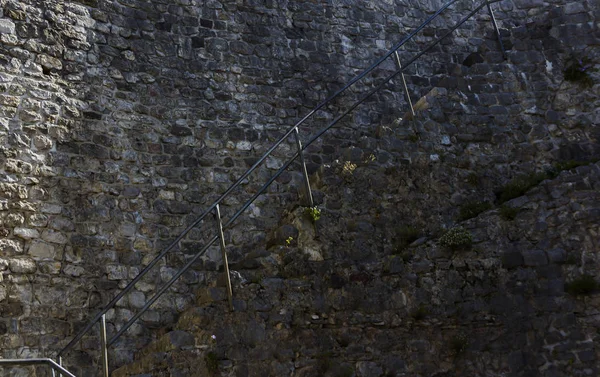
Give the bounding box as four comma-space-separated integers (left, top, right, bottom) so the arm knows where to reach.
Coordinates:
293, 127, 314, 207
394, 51, 415, 117
487, 2, 506, 59
100, 315, 109, 377
57, 356, 63, 377
215, 204, 234, 311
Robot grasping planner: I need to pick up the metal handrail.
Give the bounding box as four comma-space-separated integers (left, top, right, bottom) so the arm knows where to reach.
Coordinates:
0, 358, 76, 377
48, 0, 505, 372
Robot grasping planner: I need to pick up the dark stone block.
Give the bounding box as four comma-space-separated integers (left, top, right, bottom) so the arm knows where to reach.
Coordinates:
167, 201, 191, 214
523, 250, 548, 266
122, 186, 141, 198
463, 52, 485, 67
547, 248, 566, 263
80, 143, 109, 159
388, 256, 404, 275
191, 36, 204, 48
509, 351, 525, 372
502, 251, 524, 269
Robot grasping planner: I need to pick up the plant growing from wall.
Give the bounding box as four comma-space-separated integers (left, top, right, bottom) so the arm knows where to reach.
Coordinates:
439, 227, 472, 250
205, 351, 219, 375
499, 159, 600, 204
457, 201, 492, 221
411, 304, 428, 321
499, 205, 519, 221
393, 226, 421, 252
498, 172, 550, 203
564, 57, 596, 87
334, 365, 355, 377
304, 206, 321, 223
553, 160, 588, 172
466, 172, 479, 187
449, 334, 468, 355
362, 153, 376, 164
565, 275, 598, 295
342, 161, 357, 177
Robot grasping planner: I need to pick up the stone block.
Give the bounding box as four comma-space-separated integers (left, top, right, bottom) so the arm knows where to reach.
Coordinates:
197, 287, 227, 304
501, 251, 524, 269
564, 2, 585, 14
0, 19, 15, 34
14, 228, 40, 239
107, 265, 129, 280
9, 258, 37, 273
523, 250, 548, 266
0, 239, 23, 253
41, 229, 67, 244
547, 248, 566, 263
28, 240, 56, 259
36, 54, 63, 70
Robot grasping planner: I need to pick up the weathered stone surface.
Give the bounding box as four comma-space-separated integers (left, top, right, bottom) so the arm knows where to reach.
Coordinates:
1, 0, 599, 376
13, 227, 40, 239
0, 19, 15, 34
523, 250, 548, 266
28, 240, 56, 259
8, 258, 37, 274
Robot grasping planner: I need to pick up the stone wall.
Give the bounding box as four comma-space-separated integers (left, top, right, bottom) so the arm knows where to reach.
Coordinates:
0, 0, 598, 375
112, 159, 600, 377
0, 0, 483, 372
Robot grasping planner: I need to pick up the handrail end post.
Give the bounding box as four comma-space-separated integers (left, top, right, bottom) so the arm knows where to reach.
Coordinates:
100, 314, 109, 377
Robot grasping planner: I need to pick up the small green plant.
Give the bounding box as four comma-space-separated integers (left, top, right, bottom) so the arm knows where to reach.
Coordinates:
400, 251, 413, 263
566, 275, 598, 295
466, 172, 479, 187
393, 226, 421, 252
500, 159, 599, 204
498, 172, 550, 203
304, 206, 321, 223
457, 201, 492, 221
439, 227, 472, 250
564, 255, 578, 265
449, 334, 468, 355
285, 236, 293, 247
316, 353, 333, 374
411, 304, 428, 321
362, 153, 376, 164
205, 351, 219, 374
335, 365, 354, 377
499, 205, 519, 221
342, 161, 357, 177
553, 160, 588, 172
564, 57, 596, 87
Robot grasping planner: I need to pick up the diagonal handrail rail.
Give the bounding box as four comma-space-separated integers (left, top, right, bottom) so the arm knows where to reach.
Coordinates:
46, 0, 505, 371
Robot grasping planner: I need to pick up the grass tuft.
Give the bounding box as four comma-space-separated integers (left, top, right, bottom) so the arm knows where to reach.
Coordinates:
393, 226, 421, 252
411, 304, 428, 321
566, 275, 598, 295
498, 172, 550, 204
439, 227, 472, 250
499, 205, 519, 221
449, 334, 468, 355
458, 201, 492, 221
205, 351, 219, 374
